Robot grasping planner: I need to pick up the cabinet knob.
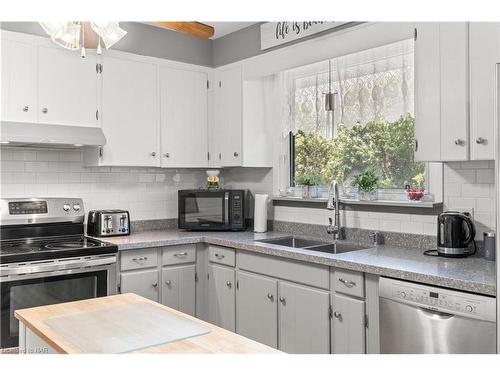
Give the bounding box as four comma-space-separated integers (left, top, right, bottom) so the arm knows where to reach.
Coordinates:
334, 311, 342, 320
164, 153, 170, 158
476, 137, 486, 145
152, 282, 158, 288
279, 296, 286, 305
22, 106, 29, 112
165, 280, 171, 286
226, 281, 232, 288
41, 107, 48, 114
151, 152, 157, 157
267, 293, 274, 301
454, 139, 465, 146
233, 152, 239, 157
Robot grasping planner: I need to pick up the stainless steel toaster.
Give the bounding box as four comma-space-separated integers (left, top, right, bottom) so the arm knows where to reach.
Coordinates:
87, 210, 130, 237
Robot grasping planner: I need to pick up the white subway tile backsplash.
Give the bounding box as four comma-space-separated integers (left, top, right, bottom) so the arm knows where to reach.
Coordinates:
476, 168, 495, 184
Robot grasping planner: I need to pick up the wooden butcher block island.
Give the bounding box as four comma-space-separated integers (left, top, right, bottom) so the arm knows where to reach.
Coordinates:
15, 293, 279, 354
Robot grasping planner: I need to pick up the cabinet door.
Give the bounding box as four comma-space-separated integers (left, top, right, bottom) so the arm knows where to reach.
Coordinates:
331, 294, 365, 354
469, 22, 500, 160
1, 37, 36, 122
208, 264, 235, 331
215, 66, 242, 166
38, 46, 98, 127
439, 23, 469, 161
160, 67, 208, 167
120, 269, 159, 302
278, 281, 330, 354
161, 264, 196, 316
414, 23, 441, 161
236, 271, 278, 348
100, 55, 160, 166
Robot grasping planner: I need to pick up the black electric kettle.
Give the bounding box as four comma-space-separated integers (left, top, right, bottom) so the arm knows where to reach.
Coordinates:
436, 211, 476, 257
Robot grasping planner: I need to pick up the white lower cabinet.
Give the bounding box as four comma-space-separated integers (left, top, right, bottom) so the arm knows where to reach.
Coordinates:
208, 263, 236, 331
331, 293, 366, 354
236, 271, 278, 348
120, 269, 159, 302
278, 281, 330, 354
161, 264, 196, 316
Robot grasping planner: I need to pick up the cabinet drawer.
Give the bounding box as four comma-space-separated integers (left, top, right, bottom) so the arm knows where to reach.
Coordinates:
120, 248, 158, 271
332, 269, 364, 298
209, 245, 235, 267
162, 244, 196, 265
237, 251, 329, 290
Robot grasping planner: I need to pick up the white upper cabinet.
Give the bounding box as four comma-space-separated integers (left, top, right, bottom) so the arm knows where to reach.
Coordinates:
469, 22, 500, 160
1, 36, 36, 123
97, 55, 159, 166
37, 46, 98, 127
160, 67, 208, 168
215, 66, 243, 167
414, 22, 469, 162
415, 22, 499, 162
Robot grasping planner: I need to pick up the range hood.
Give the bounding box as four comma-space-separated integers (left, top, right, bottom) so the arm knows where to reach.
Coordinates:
0, 121, 106, 148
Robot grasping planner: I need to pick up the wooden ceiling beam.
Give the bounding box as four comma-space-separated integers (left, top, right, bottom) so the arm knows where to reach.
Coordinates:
154, 22, 214, 39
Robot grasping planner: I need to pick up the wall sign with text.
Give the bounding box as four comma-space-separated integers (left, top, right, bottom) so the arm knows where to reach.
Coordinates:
260, 21, 349, 50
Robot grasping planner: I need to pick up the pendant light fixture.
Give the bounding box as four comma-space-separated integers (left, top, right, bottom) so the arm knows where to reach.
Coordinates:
39, 21, 127, 58
325, 59, 336, 111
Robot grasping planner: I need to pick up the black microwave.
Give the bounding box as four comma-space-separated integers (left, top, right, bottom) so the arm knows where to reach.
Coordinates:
178, 189, 246, 231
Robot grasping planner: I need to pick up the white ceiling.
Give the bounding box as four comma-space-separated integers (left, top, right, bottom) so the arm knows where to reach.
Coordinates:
146, 22, 256, 39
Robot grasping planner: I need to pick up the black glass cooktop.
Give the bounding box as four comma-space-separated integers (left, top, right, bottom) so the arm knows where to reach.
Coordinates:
0, 235, 117, 263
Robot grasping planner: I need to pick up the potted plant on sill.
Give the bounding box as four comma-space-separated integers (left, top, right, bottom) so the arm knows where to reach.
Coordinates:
296, 174, 322, 199
352, 169, 379, 201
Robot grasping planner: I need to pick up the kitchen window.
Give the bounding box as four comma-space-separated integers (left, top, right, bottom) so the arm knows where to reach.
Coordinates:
283, 39, 426, 197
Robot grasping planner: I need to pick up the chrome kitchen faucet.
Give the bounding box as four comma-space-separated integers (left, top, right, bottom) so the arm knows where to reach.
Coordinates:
326, 180, 343, 240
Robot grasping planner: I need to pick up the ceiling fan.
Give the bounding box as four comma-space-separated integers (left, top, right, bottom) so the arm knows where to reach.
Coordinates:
39, 21, 214, 58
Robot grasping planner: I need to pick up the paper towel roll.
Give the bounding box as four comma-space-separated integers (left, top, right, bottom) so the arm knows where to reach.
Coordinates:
254, 194, 269, 233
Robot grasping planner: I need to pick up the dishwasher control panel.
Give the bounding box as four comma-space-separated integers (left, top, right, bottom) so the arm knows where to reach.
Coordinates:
379, 277, 496, 322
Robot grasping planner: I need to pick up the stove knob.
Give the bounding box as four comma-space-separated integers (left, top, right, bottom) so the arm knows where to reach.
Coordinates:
63, 204, 71, 212
465, 305, 473, 313
73, 204, 81, 212
400, 291, 406, 298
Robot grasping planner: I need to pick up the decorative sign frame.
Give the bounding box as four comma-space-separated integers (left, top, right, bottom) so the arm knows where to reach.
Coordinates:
260, 21, 348, 50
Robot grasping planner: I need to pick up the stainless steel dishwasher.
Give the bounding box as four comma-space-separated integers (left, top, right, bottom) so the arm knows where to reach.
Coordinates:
379, 277, 496, 354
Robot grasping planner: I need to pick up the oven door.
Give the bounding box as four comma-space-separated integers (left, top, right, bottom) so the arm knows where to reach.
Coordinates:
178, 191, 230, 230
0, 258, 117, 349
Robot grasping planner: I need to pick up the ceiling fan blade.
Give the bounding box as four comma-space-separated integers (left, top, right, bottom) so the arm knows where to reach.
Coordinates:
154, 22, 214, 39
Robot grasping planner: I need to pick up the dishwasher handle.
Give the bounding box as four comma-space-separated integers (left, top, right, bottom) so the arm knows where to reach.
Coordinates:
418, 306, 454, 319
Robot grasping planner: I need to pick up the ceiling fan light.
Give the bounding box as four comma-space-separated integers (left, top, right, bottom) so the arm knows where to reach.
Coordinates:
90, 22, 127, 49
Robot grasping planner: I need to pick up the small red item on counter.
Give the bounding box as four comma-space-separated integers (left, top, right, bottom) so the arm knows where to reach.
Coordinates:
406, 187, 425, 201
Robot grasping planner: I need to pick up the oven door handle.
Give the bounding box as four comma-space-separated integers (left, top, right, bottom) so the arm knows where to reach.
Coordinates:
0, 255, 117, 276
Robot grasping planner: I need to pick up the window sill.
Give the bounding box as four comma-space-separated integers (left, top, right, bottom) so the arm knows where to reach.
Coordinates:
271, 196, 443, 209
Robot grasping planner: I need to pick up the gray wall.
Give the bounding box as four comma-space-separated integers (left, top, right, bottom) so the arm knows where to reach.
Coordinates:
0, 21, 213, 67
212, 22, 362, 67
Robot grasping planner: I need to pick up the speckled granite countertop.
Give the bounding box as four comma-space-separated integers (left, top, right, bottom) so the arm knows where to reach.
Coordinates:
104, 230, 496, 297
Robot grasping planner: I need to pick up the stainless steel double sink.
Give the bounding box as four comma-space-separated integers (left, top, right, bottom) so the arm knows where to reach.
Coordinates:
256, 236, 369, 254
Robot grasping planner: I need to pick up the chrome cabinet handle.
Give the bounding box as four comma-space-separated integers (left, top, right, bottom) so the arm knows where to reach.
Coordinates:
334, 311, 342, 320
279, 297, 286, 305
233, 152, 239, 157
165, 280, 172, 286
476, 137, 486, 145
267, 293, 274, 301
226, 281, 232, 288
214, 253, 225, 259
338, 278, 356, 288
164, 153, 170, 158
454, 139, 465, 146
152, 282, 158, 288
41, 107, 48, 114
151, 152, 157, 157
132, 256, 148, 262
22, 106, 29, 112
174, 252, 188, 257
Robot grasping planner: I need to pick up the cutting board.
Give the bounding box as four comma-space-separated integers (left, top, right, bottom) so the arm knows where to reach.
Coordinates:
43, 302, 211, 353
